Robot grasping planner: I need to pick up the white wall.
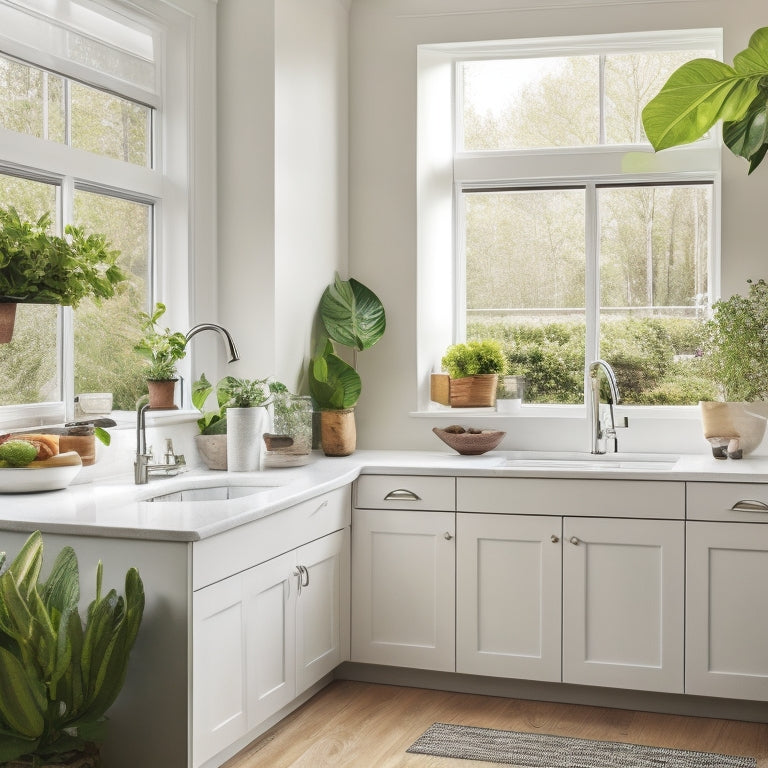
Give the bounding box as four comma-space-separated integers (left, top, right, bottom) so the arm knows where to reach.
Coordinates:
348, 0, 768, 454
217, 0, 349, 390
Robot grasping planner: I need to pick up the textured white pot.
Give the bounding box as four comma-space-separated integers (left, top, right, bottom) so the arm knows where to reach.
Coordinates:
226, 407, 269, 471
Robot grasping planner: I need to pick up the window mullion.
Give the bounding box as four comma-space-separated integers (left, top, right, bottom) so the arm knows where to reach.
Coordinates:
60, 176, 75, 420
584, 182, 600, 374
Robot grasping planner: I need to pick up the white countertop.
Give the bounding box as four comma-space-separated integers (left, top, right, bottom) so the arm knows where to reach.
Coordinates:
2, 449, 768, 542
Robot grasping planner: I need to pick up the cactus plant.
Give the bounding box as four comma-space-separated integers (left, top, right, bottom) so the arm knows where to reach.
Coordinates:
0, 531, 145, 766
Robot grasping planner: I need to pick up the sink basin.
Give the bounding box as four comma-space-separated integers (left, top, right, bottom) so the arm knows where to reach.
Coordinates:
147, 485, 277, 502
502, 452, 679, 471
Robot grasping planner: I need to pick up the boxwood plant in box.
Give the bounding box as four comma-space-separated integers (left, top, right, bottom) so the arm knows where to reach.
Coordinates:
434, 339, 507, 408
0, 206, 126, 343
0, 530, 144, 767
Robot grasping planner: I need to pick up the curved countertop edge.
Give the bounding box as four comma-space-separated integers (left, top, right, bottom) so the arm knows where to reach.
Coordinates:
2, 449, 768, 542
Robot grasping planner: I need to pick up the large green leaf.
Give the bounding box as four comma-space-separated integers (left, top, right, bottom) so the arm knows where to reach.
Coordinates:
319, 274, 386, 351
0, 646, 46, 738
309, 351, 361, 410
641, 27, 768, 170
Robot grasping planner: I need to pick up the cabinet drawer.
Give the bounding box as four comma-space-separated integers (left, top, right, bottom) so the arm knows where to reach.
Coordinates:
355, 474, 455, 511
192, 485, 351, 590
687, 482, 768, 522
457, 477, 684, 519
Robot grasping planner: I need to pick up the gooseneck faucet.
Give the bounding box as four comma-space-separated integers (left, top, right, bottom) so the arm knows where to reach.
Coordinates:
589, 359, 628, 454
185, 323, 240, 363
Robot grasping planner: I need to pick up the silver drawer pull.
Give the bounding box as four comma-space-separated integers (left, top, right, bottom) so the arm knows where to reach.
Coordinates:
730, 499, 768, 513
383, 489, 422, 502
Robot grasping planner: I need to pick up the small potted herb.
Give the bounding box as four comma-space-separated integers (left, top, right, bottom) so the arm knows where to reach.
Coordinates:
0, 206, 126, 343
133, 302, 188, 408
432, 339, 507, 407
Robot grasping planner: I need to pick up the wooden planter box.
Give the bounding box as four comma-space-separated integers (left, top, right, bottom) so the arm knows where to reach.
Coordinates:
430, 373, 498, 408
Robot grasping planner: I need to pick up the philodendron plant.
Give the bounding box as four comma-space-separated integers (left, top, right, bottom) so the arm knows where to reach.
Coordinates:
308, 274, 386, 410
192, 373, 273, 434
642, 27, 768, 173
0, 531, 145, 765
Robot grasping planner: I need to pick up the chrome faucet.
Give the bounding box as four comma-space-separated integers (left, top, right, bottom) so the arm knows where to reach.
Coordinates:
185, 323, 240, 363
588, 360, 628, 454
134, 403, 187, 484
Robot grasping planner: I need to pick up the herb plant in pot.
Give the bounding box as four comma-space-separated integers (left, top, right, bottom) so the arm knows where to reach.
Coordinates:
219, 376, 272, 472
0, 206, 126, 343
0, 530, 145, 767
308, 274, 386, 457
191, 373, 230, 470
133, 302, 187, 409
433, 339, 507, 407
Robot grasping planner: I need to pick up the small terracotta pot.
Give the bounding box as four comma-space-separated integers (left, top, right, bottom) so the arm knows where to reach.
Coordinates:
320, 408, 356, 456
147, 379, 178, 409
0, 302, 17, 343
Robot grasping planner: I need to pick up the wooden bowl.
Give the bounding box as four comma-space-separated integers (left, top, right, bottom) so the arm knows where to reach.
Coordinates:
432, 427, 505, 455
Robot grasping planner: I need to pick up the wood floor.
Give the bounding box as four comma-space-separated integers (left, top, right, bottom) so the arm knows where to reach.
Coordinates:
223, 681, 768, 768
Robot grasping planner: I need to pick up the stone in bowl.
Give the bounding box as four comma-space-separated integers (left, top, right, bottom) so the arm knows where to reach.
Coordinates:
432, 426, 506, 455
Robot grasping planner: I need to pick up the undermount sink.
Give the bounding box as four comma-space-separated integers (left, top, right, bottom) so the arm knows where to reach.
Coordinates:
502, 452, 679, 471
147, 485, 278, 502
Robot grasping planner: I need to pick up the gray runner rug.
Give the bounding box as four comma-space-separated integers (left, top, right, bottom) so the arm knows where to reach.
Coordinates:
406, 722, 756, 767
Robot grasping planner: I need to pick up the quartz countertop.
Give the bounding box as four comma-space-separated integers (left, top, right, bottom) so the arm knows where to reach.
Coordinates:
2, 449, 768, 542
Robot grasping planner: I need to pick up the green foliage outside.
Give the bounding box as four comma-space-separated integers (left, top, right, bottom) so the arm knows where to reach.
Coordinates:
469, 316, 718, 405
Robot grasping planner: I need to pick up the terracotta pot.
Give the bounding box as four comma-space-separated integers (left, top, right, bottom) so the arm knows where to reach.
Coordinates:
0, 302, 17, 343
320, 408, 356, 456
147, 379, 178, 409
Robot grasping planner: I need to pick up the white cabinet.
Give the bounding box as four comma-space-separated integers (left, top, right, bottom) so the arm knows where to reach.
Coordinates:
562, 517, 684, 693
456, 513, 562, 682
352, 475, 456, 671
686, 482, 768, 700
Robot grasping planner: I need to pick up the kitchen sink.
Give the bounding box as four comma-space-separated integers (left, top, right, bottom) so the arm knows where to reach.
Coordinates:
502, 452, 679, 471
147, 484, 278, 502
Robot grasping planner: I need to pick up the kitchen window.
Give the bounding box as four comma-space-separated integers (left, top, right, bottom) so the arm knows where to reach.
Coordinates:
0, 0, 200, 426
417, 29, 722, 410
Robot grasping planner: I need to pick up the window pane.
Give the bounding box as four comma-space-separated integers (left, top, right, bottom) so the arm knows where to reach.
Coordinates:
0, 175, 60, 406
0, 54, 65, 143
70, 82, 151, 166
461, 57, 600, 151
604, 50, 715, 144
465, 188, 587, 404
598, 184, 715, 405
73, 190, 151, 411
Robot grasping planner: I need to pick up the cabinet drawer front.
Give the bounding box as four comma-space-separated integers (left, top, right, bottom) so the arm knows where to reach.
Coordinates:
457, 477, 684, 519
687, 482, 768, 522
356, 474, 455, 511
193, 486, 351, 590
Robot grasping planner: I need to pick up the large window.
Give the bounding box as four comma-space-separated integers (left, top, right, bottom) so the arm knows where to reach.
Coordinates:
0, 0, 195, 422
420, 30, 722, 409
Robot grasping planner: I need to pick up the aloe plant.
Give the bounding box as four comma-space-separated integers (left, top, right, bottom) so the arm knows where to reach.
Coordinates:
0, 531, 145, 765
642, 27, 768, 173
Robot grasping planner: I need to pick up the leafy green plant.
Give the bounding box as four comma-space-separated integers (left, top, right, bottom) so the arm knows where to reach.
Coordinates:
642, 27, 768, 173
0, 530, 145, 765
703, 278, 768, 401
133, 302, 187, 381
441, 339, 507, 378
192, 374, 273, 435
0, 206, 126, 305
309, 274, 386, 411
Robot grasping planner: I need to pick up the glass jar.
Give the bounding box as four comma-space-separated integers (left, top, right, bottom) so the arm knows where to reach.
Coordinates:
264, 395, 313, 467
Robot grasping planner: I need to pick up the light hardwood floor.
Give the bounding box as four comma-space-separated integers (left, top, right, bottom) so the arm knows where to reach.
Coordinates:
222, 681, 768, 768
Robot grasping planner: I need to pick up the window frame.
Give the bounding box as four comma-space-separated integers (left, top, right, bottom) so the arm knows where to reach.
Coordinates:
416, 28, 723, 415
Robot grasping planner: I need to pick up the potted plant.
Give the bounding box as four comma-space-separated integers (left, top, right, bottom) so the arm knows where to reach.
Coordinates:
218, 375, 272, 472
432, 339, 507, 408
698, 279, 768, 458
263, 382, 313, 467
308, 274, 386, 456
133, 302, 188, 408
0, 530, 144, 767
0, 206, 126, 343
641, 27, 768, 173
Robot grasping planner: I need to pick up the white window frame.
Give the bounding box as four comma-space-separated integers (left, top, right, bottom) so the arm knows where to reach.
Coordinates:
416, 28, 722, 416
0, 0, 216, 429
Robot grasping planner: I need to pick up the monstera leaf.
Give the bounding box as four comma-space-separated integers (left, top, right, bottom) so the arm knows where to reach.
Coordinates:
642, 27, 768, 173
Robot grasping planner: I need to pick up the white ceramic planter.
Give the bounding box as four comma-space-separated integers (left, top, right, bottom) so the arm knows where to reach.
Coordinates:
226, 407, 270, 471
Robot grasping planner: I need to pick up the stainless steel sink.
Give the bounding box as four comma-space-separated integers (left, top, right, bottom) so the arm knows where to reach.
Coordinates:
502, 452, 679, 471
147, 485, 278, 502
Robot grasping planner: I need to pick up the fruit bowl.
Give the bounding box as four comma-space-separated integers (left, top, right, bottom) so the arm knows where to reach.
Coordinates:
0, 452, 83, 493
432, 426, 506, 455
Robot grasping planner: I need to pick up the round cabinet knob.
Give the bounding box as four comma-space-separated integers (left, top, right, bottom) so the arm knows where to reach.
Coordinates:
444, 532, 454, 540
569, 536, 580, 546
550, 534, 560, 543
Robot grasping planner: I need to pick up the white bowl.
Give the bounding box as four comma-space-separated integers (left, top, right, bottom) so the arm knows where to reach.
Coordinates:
0, 455, 83, 493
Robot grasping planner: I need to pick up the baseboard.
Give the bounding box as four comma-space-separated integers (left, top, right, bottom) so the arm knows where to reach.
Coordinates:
334, 662, 768, 723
